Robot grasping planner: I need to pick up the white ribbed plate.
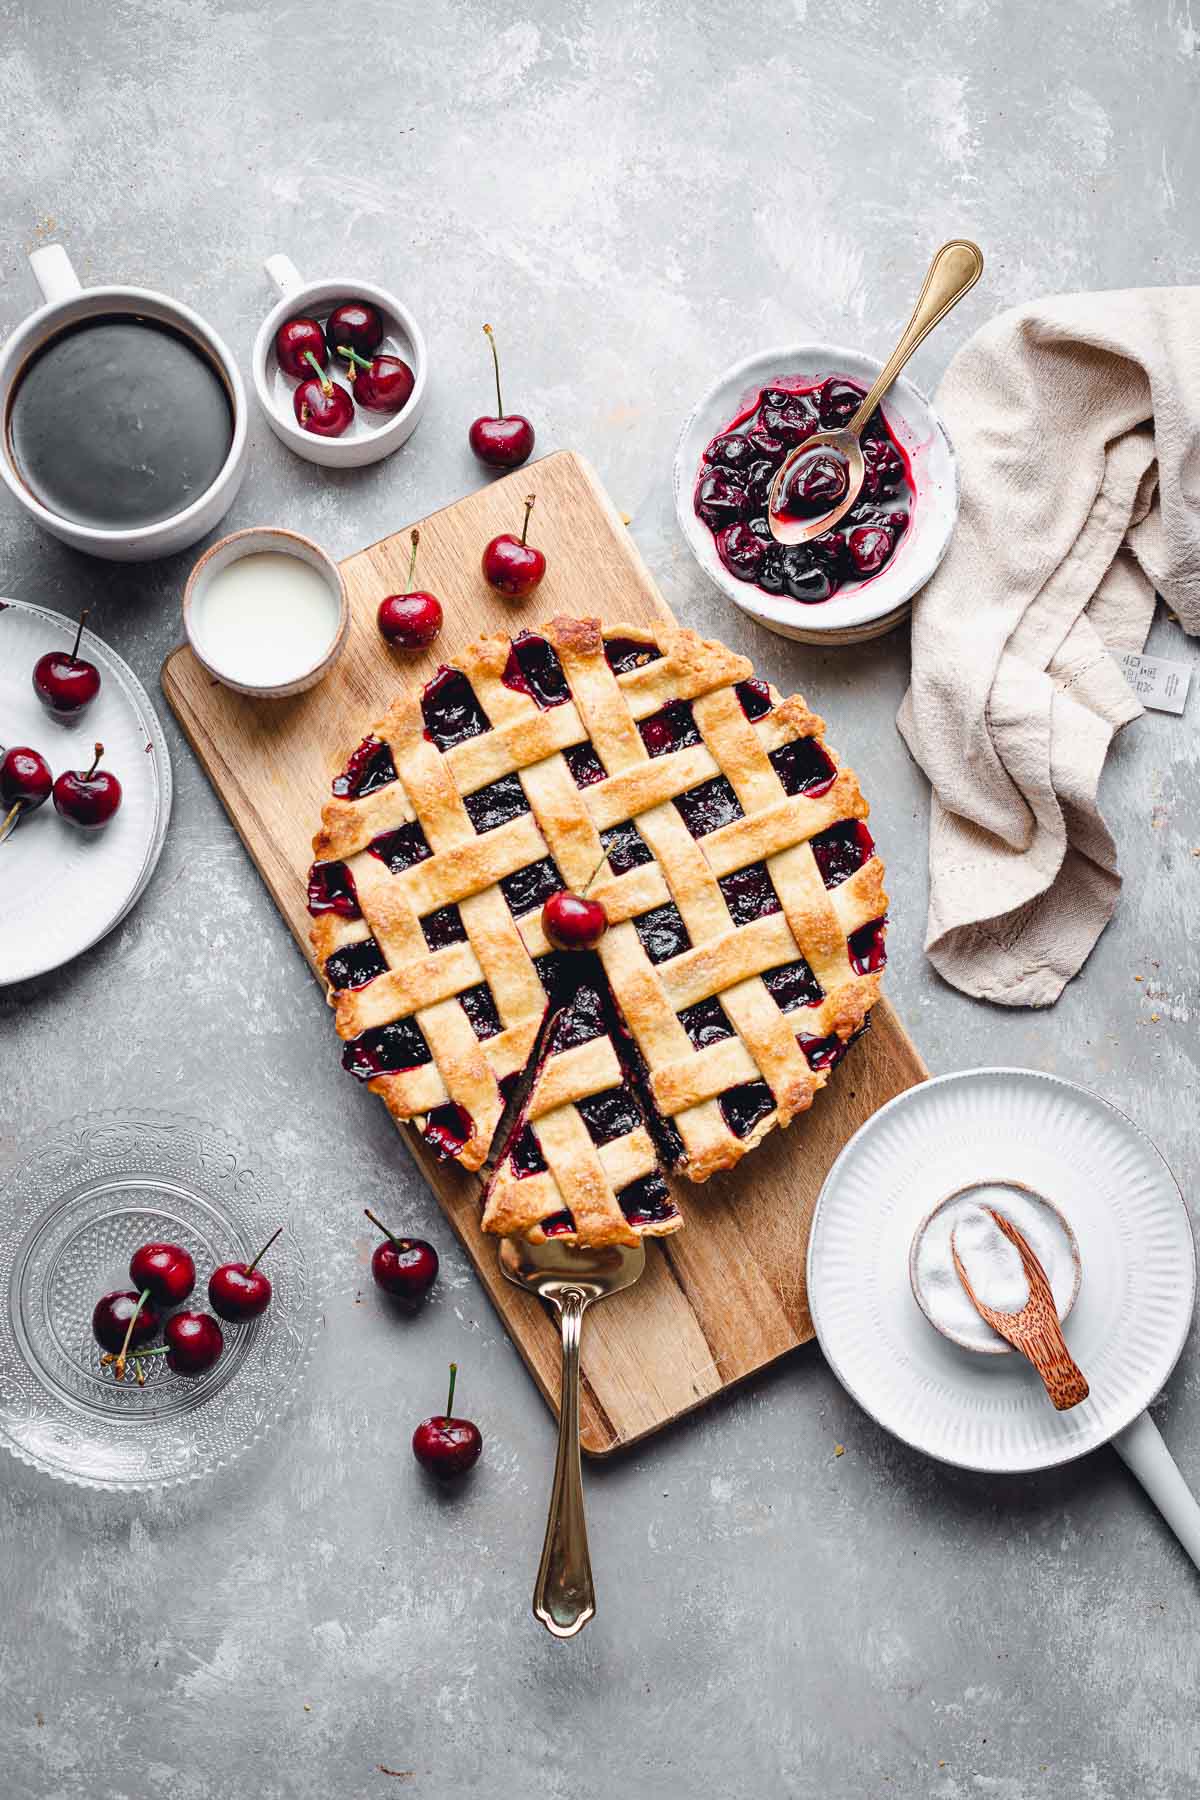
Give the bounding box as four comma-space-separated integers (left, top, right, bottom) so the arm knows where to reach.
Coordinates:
807, 1069, 1195, 1472
0, 600, 171, 985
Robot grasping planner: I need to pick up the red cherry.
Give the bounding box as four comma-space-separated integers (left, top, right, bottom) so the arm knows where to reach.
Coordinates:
338, 348, 415, 414
542, 890, 607, 950
32, 611, 101, 721
482, 494, 545, 598
162, 1311, 224, 1376
0, 745, 53, 846
365, 1208, 439, 1304
325, 300, 384, 359
92, 1290, 160, 1356
294, 374, 354, 437
412, 1364, 482, 1479
274, 317, 328, 379
52, 742, 122, 830
208, 1226, 282, 1322
378, 530, 443, 649
129, 1241, 195, 1308
468, 324, 535, 469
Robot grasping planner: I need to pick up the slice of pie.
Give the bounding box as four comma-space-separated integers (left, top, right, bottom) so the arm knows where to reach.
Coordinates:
308, 616, 887, 1244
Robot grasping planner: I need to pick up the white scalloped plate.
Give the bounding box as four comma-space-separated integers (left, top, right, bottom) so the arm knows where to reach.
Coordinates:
807, 1069, 1194, 1473
0, 599, 171, 985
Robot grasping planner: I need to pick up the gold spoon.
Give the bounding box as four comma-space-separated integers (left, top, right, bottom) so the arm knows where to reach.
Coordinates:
499, 1233, 646, 1638
767, 239, 984, 545
951, 1209, 1090, 1411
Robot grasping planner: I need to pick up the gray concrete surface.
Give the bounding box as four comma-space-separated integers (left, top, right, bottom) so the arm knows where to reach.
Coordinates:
2, 2, 1199, 1795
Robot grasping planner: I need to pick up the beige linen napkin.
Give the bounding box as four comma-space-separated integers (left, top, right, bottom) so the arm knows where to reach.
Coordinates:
897, 289, 1200, 1007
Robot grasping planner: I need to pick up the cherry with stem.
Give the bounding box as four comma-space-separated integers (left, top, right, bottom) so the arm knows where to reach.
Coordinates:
100, 1286, 153, 1384
364, 1206, 439, 1303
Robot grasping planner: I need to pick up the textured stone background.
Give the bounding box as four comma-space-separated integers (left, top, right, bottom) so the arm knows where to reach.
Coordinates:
1, 2, 1199, 1795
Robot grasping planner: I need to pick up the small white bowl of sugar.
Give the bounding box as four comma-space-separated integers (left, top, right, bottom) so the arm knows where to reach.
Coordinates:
909, 1180, 1082, 1356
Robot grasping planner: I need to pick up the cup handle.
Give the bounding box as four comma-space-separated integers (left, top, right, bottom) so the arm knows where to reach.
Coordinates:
264, 254, 305, 299
29, 244, 82, 304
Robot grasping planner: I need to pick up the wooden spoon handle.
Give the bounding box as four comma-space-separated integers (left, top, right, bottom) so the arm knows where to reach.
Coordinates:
1015, 1314, 1090, 1412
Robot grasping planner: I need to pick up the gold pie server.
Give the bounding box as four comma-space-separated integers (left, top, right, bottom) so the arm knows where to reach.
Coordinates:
500, 1233, 646, 1638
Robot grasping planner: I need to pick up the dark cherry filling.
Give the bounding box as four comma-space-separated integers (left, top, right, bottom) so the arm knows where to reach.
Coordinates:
422, 1101, 474, 1161
324, 937, 387, 992
677, 996, 734, 1050
600, 820, 653, 875
306, 859, 361, 919
499, 1069, 523, 1105
510, 1124, 549, 1177
332, 736, 397, 799
720, 1080, 775, 1139
501, 632, 570, 708
674, 774, 744, 838
694, 377, 912, 607
618, 1170, 677, 1227
368, 820, 432, 874
798, 1032, 847, 1071
421, 667, 490, 750
534, 950, 574, 998
546, 982, 606, 1051
463, 773, 529, 834
848, 917, 888, 975
718, 862, 781, 926
501, 856, 564, 917
736, 678, 773, 721
811, 820, 875, 889
639, 700, 701, 759
563, 741, 608, 788
342, 1017, 431, 1080
634, 902, 692, 964
769, 736, 837, 797
577, 1086, 643, 1147
421, 904, 468, 949
761, 957, 823, 1012
604, 636, 662, 676
541, 1210, 575, 1235
459, 981, 502, 1040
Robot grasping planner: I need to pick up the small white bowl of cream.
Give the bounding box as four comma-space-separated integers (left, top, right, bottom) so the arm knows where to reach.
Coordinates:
184, 526, 349, 697
909, 1180, 1082, 1355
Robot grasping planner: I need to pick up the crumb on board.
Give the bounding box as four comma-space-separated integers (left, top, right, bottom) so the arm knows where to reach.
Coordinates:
834, 1444, 845, 1457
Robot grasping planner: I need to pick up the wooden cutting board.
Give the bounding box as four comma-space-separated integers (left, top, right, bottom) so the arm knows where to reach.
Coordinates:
162, 450, 928, 1455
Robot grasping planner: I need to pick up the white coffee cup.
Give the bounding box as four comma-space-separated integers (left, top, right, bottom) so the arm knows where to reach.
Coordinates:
0, 245, 249, 563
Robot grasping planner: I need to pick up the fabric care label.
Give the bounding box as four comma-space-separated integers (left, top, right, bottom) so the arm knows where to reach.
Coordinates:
1117, 650, 1193, 715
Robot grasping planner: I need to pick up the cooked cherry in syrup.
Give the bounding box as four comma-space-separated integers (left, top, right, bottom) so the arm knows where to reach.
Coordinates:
422, 1102, 474, 1160
500, 856, 563, 918
459, 981, 502, 1039
811, 820, 875, 889
464, 773, 530, 834
563, 741, 608, 788
502, 633, 570, 708
421, 668, 490, 750
720, 1080, 775, 1139
761, 958, 823, 1012
333, 736, 397, 798
324, 938, 387, 991
618, 1171, 677, 1226
604, 637, 662, 676
600, 821, 653, 875
342, 1017, 431, 1080
510, 1124, 549, 1178
769, 737, 836, 797
368, 820, 432, 874
639, 699, 701, 759
307, 859, 361, 919
677, 997, 735, 1050
634, 902, 692, 965
674, 774, 743, 838
717, 862, 781, 926
577, 1087, 643, 1147
421, 904, 468, 949
848, 917, 888, 974
695, 377, 912, 606
736, 678, 773, 721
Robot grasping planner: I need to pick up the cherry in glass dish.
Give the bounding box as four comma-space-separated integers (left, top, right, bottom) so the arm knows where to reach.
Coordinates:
0, 1109, 316, 1491
674, 344, 957, 645
253, 254, 427, 469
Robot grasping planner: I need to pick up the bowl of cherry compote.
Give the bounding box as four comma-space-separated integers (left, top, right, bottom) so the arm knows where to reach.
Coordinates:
674, 345, 957, 645
252, 254, 428, 469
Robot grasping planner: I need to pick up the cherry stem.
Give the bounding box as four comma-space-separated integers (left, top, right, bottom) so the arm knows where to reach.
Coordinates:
483, 324, 503, 417
406, 529, 420, 592
114, 1288, 151, 1375
520, 494, 535, 547
580, 850, 609, 898
245, 1225, 284, 1275
337, 345, 374, 372
0, 802, 23, 848
445, 1362, 458, 1419
71, 609, 89, 662
304, 350, 332, 394
364, 1206, 401, 1248
85, 743, 103, 783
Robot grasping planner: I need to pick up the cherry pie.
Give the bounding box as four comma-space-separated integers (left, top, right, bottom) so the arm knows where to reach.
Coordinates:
309, 617, 887, 1247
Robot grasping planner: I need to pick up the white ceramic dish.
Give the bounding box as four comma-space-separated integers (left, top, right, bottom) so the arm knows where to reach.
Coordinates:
0, 246, 248, 562
673, 344, 957, 645
183, 526, 349, 698
807, 1068, 1194, 1474
252, 254, 427, 468
0, 600, 172, 984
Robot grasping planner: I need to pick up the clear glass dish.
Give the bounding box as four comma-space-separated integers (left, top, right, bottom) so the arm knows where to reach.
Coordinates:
0, 1109, 317, 1490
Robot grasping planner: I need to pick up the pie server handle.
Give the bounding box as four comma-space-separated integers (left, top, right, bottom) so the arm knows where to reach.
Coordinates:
532, 1288, 596, 1638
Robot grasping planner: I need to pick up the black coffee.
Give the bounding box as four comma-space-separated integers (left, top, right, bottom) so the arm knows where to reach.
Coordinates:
7, 314, 233, 530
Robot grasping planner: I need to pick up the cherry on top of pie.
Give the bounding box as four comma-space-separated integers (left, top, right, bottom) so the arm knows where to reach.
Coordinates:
307, 615, 887, 1248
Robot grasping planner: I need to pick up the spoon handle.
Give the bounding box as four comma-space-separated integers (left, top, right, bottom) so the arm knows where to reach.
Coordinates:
847, 240, 983, 437
1112, 1410, 1200, 1574
532, 1288, 596, 1639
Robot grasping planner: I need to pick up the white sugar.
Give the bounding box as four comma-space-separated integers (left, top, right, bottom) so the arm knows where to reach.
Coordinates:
913, 1183, 1076, 1352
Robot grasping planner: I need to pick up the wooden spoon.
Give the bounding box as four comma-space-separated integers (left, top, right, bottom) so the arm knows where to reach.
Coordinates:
951, 1208, 1090, 1411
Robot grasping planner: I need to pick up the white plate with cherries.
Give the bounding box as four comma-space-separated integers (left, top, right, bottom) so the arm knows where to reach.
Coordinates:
0, 599, 171, 984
